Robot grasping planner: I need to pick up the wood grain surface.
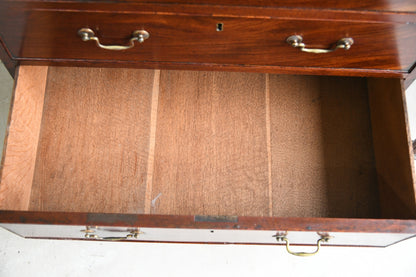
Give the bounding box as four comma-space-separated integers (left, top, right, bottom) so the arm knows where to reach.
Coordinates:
269, 75, 327, 217
17, 11, 416, 73
1, 210, 416, 234
368, 78, 416, 219
0, 66, 48, 210
120, 0, 416, 12
7, 0, 416, 12
1, 66, 414, 221
144, 69, 160, 214
29, 67, 156, 213
318, 77, 380, 218
269, 75, 379, 218
150, 71, 270, 216
1, 0, 416, 238
1, 1, 415, 79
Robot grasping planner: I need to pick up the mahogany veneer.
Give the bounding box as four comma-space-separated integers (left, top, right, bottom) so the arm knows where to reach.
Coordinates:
1, 0, 416, 79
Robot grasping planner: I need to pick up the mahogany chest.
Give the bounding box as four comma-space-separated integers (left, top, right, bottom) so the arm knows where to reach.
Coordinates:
1, 0, 416, 255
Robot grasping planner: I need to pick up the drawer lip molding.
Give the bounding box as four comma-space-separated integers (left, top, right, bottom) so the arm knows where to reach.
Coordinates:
16, 57, 412, 79
2, 2, 416, 22
1, 211, 416, 234
1, 222, 416, 247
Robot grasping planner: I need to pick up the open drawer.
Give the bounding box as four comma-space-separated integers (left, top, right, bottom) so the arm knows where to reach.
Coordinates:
1, 66, 416, 252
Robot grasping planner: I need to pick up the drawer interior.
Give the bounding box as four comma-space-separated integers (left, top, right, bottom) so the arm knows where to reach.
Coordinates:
1, 66, 415, 219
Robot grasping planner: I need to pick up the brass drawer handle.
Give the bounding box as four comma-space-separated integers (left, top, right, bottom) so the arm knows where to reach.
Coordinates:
81, 226, 142, 241
84, 233, 140, 241
77, 28, 149, 51
287, 35, 354, 54
275, 234, 331, 257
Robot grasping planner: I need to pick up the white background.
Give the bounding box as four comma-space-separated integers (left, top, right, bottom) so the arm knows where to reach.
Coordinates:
0, 63, 415, 276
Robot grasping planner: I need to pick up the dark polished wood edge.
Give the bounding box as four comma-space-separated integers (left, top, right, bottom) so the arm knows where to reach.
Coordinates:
20, 237, 414, 248
405, 64, 416, 89
19, 59, 408, 79
3, 1, 416, 24
8, 1, 416, 23
1, 211, 416, 233
0, 38, 17, 78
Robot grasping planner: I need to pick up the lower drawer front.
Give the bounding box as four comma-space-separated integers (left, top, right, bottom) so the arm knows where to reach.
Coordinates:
1, 223, 415, 247
0, 66, 416, 246
6, 10, 416, 73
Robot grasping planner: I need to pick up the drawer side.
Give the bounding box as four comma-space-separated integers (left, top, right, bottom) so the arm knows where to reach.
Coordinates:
0, 66, 48, 210
368, 78, 416, 219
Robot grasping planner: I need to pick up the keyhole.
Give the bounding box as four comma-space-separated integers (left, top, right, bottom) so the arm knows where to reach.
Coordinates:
216, 23, 223, 31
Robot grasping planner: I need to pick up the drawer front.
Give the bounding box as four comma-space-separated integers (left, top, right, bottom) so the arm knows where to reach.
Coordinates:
1, 213, 416, 248
2, 224, 415, 248
8, 10, 416, 74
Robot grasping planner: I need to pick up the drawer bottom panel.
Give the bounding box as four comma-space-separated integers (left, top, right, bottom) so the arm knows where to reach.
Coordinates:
1, 66, 383, 218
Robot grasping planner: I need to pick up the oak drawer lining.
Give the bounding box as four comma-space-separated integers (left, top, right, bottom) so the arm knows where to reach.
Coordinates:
1, 66, 415, 219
